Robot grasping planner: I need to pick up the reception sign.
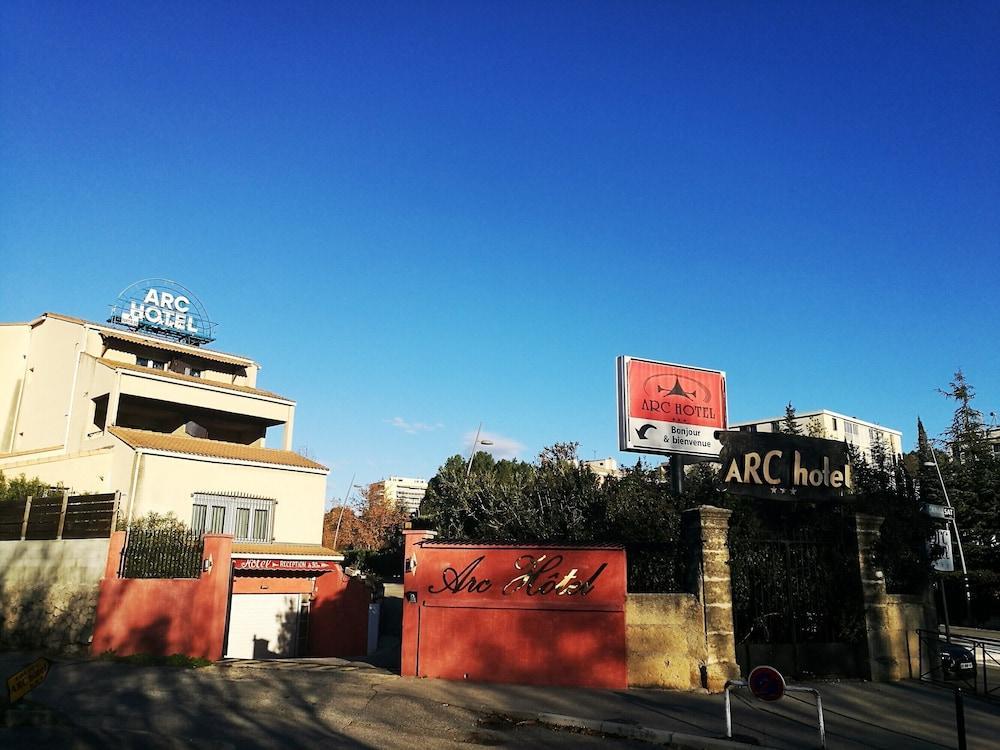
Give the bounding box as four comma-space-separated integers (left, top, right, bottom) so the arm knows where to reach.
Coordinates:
233, 558, 338, 572
717, 431, 853, 501
617, 356, 727, 458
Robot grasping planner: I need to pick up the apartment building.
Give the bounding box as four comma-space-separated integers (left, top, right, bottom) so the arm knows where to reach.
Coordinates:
369, 476, 428, 516
730, 409, 903, 460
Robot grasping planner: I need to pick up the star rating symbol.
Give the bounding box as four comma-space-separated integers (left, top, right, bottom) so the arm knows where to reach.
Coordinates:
770, 487, 778, 494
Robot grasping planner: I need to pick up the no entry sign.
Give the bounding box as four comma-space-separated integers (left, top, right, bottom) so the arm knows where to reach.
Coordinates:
617, 356, 727, 458
748, 665, 786, 701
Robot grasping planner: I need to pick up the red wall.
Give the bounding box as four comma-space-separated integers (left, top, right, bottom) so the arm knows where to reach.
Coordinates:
91, 532, 232, 660
307, 566, 370, 657
401, 533, 627, 689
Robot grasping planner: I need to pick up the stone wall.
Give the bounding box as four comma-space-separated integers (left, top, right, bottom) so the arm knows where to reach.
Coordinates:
0, 538, 111, 652
855, 513, 936, 681
626, 593, 705, 689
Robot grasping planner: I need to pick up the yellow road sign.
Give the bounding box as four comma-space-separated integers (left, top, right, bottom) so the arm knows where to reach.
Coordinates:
6, 657, 50, 704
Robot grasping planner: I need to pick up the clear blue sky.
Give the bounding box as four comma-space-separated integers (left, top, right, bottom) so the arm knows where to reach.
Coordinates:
3, 2, 998, 500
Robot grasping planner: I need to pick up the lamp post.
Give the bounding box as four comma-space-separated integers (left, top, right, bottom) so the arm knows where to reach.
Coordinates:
924, 456, 972, 622
466, 423, 494, 479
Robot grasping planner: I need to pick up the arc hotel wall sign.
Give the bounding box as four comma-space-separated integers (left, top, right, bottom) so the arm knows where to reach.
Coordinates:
108, 279, 217, 346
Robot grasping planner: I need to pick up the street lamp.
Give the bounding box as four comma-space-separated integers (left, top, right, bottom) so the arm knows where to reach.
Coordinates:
923, 455, 972, 622
466, 422, 495, 479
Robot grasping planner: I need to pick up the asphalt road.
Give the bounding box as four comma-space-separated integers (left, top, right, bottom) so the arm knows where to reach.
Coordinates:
1, 656, 651, 750
3, 652, 1000, 749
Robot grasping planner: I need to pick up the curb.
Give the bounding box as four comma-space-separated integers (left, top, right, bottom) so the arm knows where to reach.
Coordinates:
500, 709, 774, 749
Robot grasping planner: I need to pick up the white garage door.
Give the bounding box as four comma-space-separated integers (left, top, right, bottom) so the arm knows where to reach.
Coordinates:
225, 593, 301, 659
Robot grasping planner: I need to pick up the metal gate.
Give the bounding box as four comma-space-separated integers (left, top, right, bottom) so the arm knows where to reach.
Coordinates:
729, 507, 868, 678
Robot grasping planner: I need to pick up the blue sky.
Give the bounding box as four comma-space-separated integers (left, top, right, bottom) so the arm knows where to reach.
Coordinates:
3, 2, 998, 501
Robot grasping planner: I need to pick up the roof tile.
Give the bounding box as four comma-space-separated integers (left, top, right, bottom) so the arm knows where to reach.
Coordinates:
108, 426, 327, 470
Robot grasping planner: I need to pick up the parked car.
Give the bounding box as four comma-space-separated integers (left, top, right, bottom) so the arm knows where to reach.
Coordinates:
939, 642, 976, 680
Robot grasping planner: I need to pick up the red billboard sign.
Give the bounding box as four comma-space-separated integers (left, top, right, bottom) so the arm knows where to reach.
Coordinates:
617, 356, 727, 458
232, 558, 338, 572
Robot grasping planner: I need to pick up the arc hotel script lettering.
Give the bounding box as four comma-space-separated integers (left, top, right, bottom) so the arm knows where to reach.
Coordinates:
428, 554, 607, 597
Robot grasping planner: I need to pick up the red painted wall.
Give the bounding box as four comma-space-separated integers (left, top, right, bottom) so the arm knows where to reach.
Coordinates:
401, 536, 627, 689
91, 532, 232, 660
306, 565, 370, 657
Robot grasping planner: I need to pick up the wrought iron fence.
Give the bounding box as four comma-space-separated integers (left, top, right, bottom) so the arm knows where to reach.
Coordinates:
917, 628, 1000, 703
119, 528, 205, 579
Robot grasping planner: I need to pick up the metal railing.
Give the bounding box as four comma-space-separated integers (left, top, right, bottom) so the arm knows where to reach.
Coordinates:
119, 528, 205, 579
917, 628, 1000, 703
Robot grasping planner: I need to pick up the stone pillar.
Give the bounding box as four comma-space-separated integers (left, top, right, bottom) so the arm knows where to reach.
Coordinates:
683, 505, 740, 691
856, 513, 892, 681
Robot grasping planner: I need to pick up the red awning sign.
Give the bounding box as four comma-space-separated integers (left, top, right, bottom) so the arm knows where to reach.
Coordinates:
233, 558, 337, 572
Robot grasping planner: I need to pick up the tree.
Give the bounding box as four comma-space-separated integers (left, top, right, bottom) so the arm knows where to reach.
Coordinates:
937, 371, 1000, 572
421, 445, 693, 591
805, 416, 827, 438
780, 402, 803, 435
0, 472, 58, 502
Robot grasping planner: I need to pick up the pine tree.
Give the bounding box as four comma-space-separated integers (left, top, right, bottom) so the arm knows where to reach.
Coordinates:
781, 401, 803, 435
916, 417, 943, 505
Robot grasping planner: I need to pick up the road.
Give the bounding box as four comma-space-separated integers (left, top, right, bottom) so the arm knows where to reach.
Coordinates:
3, 651, 1000, 749
1, 655, 649, 750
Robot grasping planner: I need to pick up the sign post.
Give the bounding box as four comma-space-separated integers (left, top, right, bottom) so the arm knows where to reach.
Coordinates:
617, 357, 727, 493
724, 666, 826, 748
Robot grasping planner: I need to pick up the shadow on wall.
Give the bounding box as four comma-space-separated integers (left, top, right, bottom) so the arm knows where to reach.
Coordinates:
0, 539, 108, 654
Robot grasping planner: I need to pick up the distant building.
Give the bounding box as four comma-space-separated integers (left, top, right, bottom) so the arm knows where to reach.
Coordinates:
369, 476, 428, 516
580, 458, 623, 480
730, 409, 903, 460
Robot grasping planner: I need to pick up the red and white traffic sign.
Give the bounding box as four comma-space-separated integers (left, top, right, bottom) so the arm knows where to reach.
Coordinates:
748, 665, 786, 701
616, 356, 727, 458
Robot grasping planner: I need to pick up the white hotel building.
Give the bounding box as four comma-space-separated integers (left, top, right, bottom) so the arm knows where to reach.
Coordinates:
0, 310, 328, 545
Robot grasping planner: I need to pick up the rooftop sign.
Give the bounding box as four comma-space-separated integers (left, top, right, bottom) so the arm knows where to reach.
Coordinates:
108, 279, 216, 345
617, 356, 727, 458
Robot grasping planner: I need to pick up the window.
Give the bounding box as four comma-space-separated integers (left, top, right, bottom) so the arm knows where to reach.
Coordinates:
137, 357, 166, 370
770, 422, 780, 432
844, 421, 859, 437
209, 506, 226, 533
235, 508, 250, 539
191, 504, 207, 534
252, 510, 269, 541
187, 368, 202, 378
831, 417, 838, 431
190, 494, 274, 542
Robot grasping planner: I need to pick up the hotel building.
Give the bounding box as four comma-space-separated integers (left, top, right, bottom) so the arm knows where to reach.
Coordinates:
0, 310, 328, 544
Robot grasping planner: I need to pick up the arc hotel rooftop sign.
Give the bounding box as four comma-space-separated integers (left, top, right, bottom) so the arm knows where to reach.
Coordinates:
108, 279, 217, 346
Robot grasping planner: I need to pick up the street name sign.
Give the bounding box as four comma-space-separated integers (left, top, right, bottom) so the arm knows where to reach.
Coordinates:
6, 657, 49, 705
921, 503, 955, 521
616, 356, 727, 458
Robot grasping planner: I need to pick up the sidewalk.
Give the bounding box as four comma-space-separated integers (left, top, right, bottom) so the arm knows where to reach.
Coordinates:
2, 651, 999, 749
